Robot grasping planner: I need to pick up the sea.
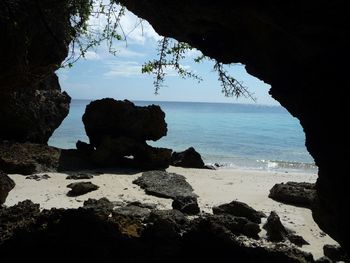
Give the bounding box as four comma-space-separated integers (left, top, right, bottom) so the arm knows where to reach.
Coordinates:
48, 99, 317, 174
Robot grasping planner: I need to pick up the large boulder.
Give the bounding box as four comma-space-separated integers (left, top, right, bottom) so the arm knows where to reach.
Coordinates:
171, 147, 205, 168
269, 182, 316, 209
0, 171, 15, 204
81, 99, 171, 169
82, 98, 167, 147
118, 0, 350, 253
213, 200, 266, 224
133, 170, 196, 199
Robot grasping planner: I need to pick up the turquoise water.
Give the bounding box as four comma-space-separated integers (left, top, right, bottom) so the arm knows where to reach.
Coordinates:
49, 100, 317, 173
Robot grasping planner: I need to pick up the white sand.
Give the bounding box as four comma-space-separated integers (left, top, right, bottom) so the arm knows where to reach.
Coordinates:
5, 166, 338, 259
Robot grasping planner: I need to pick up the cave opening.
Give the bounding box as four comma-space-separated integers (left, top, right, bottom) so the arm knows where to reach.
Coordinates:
1, 1, 349, 261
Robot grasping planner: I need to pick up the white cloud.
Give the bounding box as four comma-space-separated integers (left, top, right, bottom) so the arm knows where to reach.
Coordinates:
83, 50, 101, 60
87, 4, 161, 46
104, 61, 142, 77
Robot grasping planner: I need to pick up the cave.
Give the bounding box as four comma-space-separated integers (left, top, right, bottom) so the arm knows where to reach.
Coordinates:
117, 0, 349, 253
1, 0, 349, 259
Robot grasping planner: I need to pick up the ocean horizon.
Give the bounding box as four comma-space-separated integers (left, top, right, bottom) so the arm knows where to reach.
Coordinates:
48, 99, 317, 174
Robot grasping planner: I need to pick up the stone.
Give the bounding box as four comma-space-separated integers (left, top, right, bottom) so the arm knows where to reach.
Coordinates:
0, 171, 15, 204
66, 182, 99, 197
82, 98, 167, 147
323, 244, 349, 262
0, 0, 73, 144
113, 205, 151, 220
118, 0, 350, 252
172, 196, 200, 215
205, 214, 261, 239
213, 200, 266, 224
81, 99, 172, 170
263, 211, 289, 242
0, 201, 315, 263
263, 211, 309, 247
133, 170, 197, 199
66, 173, 94, 180
315, 256, 332, 263
170, 147, 205, 168
269, 182, 316, 208
25, 174, 51, 181
0, 141, 61, 174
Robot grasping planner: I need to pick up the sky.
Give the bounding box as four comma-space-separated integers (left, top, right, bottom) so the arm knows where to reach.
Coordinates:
57, 7, 279, 106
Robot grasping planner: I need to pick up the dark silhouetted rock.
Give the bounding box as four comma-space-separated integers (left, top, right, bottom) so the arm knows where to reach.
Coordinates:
171, 147, 205, 168
269, 182, 316, 208
82, 98, 167, 146
0, 171, 15, 204
1, 0, 73, 144
0, 75, 70, 144
133, 170, 196, 199
288, 234, 310, 247
76, 140, 95, 154
113, 205, 151, 220
263, 211, 289, 242
145, 209, 189, 239
263, 211, 309, 247
213, 200, 266, 224
0, 141, 61, 174
58, 149, 97, 172
81, 99, 172, 170
172, 196, 200, 215
25, 174, 51, 181
0, 200, 315, 263
205, 214, 261, 239
67, 182, 99, 197
315, 256, 332, 263
323, 244, 349, 262
66, 173, 94, 180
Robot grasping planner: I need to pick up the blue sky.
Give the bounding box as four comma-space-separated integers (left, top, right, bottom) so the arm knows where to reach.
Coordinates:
58, 8, 279, 106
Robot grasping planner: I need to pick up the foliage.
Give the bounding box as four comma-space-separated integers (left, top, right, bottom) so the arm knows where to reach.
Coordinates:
64, 0, 126, 67
64, 0, 254, 100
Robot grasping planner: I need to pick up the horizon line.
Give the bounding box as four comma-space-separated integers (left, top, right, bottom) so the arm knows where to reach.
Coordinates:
70, 98, 282, 107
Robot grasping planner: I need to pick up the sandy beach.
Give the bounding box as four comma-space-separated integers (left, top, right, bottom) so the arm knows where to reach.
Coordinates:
5, 166, 338, 260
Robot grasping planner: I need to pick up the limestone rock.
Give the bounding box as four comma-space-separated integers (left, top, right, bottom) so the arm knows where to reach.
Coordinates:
213, 200, 266, 224
133, 170, 196, 199
171, 147, 205, 168
82, 98, 167, 146
263, 211, 309, 247
67, 182, 99, 197
0, 141, 61, 174
0, 171, 15, 204
269, 182, 316, 208
172, 195, 200, 215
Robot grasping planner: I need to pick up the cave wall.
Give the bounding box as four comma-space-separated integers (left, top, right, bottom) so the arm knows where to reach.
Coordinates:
0, 0, 72, 143
119, 0, 349, 252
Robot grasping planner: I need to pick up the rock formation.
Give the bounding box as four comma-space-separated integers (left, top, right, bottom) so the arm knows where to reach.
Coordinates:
66, 182, 99, 197
0, 141, 61, 174
0, 171, 15, 204
263, 211, 309, 247
269, 182, 316, 209
118, 0, 350, 253
0, 199, 315, 263
0, 0, 73, 144
171, 147, 205, 168
82, 98, 172, 169
213, 200, 266, 224
133, 170, 200, 214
